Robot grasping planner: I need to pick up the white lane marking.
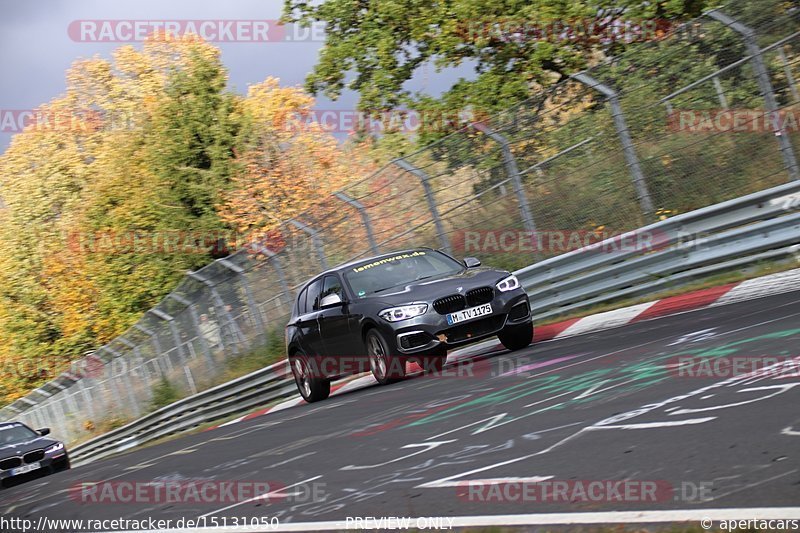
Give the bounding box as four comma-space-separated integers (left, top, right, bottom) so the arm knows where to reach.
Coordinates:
267, 451, 316, 468
423, 414, 509, 441
340, 440, 457, 471
198, 475, 322, 518
555, 301, 659, 338
586, 417, 717, 430
423, 476, 553, 488
113, 507, 800, 532
668, 328, 717, 346
669, 384, 800, 415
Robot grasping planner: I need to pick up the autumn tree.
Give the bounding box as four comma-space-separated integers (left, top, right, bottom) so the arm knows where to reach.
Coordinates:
0, 35, 360, 405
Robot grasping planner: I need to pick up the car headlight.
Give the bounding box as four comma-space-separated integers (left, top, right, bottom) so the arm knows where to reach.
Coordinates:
496, 275, 520, 292
379, 304, 428, 322
45, 442, 64, 454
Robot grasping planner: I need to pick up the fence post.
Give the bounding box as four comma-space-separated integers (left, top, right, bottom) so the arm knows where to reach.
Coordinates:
776, 47, 799, 103
712, 77, 729, 109
251, 244, 293, 309
572, 72, 655, 218
393, 158, 452, 253
149, 309, 186, 365
76, 378, 97, 422
188, 271, 243, 354
706, 9, 800, 181
334, 192, 379, 255
217, 258, 266, 337
167, 293, 215, 369
133, 323, 173, 372
105, 346, 140, 419
469, 122, 538, 234
287, 219, 328, 270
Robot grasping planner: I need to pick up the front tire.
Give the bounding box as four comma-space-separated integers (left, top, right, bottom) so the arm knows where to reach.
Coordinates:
290, 352, 331, 403
366, 329, 406, 385
498, 321, 533, 351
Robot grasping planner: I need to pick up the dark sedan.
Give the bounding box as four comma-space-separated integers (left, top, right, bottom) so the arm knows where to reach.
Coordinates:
285, 248, 533, 402
0, 422, 70, 489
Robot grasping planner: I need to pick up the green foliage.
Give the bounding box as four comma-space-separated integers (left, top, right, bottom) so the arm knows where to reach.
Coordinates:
150, 376, 181, 411
217, 327, 287, 384
282, 0, 709, 117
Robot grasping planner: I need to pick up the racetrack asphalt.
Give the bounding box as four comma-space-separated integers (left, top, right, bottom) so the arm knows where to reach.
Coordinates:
1, 290, 799, 531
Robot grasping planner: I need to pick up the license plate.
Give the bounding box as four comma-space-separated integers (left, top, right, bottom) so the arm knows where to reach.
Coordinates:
447, 303, 492, 325
12, 462, 41, 476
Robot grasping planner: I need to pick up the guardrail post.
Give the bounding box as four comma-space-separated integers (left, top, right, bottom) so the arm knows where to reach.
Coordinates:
334, 192, 379, 255
149, 309, 186, 365
393, 158, 452, 253
706, 9, 800, 181
469, 123, 538, 234
167, 293, 215, 369
251, 244, 293, 309
287, 219, 328, 270
572, 72, 655, 218
217, 258, 266, 335
188, 271, 242, 354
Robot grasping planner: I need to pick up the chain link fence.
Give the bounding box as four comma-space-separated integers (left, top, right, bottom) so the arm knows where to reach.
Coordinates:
1, 2, 799, 444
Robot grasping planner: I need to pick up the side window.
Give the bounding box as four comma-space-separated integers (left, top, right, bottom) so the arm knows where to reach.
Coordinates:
305, 278, 323, 313
296, 287, 308, 315
319, 275, 343, 308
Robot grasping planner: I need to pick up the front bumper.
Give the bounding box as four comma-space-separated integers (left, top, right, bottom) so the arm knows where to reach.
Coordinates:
380, 289, 531, 354
0, 452, 70, 487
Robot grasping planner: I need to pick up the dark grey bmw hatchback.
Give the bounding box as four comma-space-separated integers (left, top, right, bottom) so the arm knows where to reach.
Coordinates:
285, 248, 533, 402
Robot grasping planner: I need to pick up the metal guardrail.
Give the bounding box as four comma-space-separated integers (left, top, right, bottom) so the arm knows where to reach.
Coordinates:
69, 359, 293, 465
517, 180, 800, 321
66, 180, 800, 466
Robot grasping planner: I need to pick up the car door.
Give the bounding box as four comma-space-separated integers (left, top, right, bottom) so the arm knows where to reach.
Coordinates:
316, 275, 361, 374
293, 277, 325, 358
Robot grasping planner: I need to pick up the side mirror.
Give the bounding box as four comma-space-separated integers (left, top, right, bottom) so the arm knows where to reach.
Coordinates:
37, 428, 51, 436
463, 257, 482, 268
319, 293, 343, 308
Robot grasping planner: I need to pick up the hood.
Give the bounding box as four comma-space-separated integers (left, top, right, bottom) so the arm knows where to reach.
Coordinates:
368, 267, 509, 305
0, 436, 59, 458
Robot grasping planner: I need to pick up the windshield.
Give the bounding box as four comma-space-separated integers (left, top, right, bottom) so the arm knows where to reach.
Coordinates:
344, 250, 464, 298
0, 423, 39, 446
